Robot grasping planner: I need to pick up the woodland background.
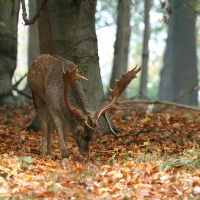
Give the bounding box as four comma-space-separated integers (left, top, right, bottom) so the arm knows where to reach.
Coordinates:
0, 0, 200, 199
0, 0, 200, 107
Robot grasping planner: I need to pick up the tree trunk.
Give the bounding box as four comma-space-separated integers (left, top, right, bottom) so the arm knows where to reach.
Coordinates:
139, 0, 151, 100
22, 0, 40, 102
109, 0, 131, 97
28, 0, 40, 67
23, 0, 40, 103
29, 0, 113, 133
159, 0, 198, 106
0, 0, 20, 105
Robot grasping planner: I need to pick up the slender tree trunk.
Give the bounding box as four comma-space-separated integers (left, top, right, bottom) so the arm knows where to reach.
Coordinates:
0, 0, 20, 105
109, 0, 131, 97
23, 0, 40, 102
28, 0, 40, 67
29, 0, 113, 133
139, 0, 151, 100
159, 0, 198, 105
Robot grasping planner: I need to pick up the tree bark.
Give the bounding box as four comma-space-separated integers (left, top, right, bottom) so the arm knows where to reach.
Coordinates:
22, 0, 40, 102
139, 0, 151, 100
159, 0, 198, 106
109, 0, 131, 97
28, 0, 40, 67
0, 0, 20, 105
29, 0, 113, 133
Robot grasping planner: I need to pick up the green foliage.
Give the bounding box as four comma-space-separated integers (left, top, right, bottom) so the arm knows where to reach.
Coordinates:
0, 172, 8, 179
0, 21, 5, 27
18, 156, 33, 171
96, 0, 117, 29
161, 158, 194, 171
107, 154, 116, 165
192, 154, 200, 168
0, 0, 10, 27
128, 0, 167, 100
0, 0, 11, 5
2, 153, 9, 158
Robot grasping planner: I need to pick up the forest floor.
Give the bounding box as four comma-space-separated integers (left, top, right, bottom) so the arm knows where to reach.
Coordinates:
0, 102, 200, 199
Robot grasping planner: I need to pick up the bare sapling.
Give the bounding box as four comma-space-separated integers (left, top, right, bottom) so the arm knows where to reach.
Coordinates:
28, 54, 141, 158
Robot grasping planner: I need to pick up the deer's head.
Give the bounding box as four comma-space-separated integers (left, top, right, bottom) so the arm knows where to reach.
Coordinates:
62, 65, 141, 156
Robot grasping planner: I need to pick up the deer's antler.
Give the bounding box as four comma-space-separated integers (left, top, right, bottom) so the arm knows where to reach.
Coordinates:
97, 65, 141, 121
62, 65, 94, 130
62, 64, 141, 132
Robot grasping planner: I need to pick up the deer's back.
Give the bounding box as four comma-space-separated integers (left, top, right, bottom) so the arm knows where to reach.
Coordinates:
28, 54, 90, 114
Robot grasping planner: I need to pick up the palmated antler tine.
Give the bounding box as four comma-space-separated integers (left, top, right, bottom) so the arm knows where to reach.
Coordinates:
62, 65, 89, 125
62, 65, 87, 91
97, 65, 141, 121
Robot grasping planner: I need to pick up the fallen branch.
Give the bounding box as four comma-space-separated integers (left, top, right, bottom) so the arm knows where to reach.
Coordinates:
127, 84, 200, 113
117, 129, 155, 138
157, 130, 176, 140
13, 73, 27, 88
103, 114, 118, 140
158, 83, 200, 112
118, 100, 200, 112
13, 87, 32, 99
12, 74, 32, 99
21, 0, 48, 25
173, 84, 199, 103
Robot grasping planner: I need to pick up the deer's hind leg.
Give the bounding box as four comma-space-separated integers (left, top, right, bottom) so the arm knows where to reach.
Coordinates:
46, 117, 53, 156
32, 94, 52, 156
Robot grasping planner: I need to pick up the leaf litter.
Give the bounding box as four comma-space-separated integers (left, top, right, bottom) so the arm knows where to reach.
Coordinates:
0, 103, 200, 199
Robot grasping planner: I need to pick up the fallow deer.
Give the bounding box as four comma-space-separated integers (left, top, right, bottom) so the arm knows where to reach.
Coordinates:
28, 54, 141, 157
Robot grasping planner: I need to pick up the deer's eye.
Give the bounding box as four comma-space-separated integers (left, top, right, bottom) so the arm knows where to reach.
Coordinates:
76, 130, 82, 136
84, 135, 92, 142
85, 136, 91, 141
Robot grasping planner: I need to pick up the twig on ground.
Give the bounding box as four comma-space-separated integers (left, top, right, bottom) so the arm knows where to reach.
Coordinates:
103, 114, 118, 140
173, 84, 199, 102
117, 129, 155, 138
157, 130, 176, 140
118, 99, 200, 112
158, 83, 200, 112
117, 129, 176, 143
118, 84, 200, 113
